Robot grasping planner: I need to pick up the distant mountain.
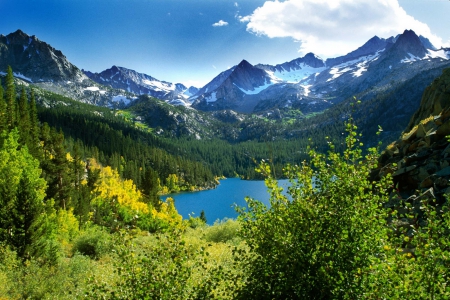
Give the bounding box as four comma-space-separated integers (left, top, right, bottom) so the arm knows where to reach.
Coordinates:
191, 29, 449, 115
1, 28, 448, 135
0, 30, 138, 107
0, 29, 86, 82
191, 57, 328, 113
419, 35, 437, 51
325, 36, 391, 67
84, 66, 197, 106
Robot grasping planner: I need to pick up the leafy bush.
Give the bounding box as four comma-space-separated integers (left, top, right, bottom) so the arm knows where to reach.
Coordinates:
234, 119, 393, 299
187, 215, 206, 229
204, 218, 240, 243
72, 226, 112, 259
86, 229, 216, 299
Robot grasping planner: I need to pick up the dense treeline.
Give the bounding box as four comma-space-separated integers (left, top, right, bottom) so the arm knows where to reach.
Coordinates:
36, 92, 216, 191
36, 90, 320, 180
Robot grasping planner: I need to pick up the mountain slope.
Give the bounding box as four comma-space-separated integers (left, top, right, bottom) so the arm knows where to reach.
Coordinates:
0, 29, 86, 82
84, 66, 197, 106
191, 29, 449, 115
0, 30, 140, 107
191, 58, 328, 113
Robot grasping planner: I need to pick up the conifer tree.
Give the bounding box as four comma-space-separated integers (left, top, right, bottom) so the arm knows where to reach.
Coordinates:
49, 129, 71, 210
5, 66, 16, 129
0, 79, 6, 132
0, 129, 47, 258
18, 87, 31, 146
142, 167, 161, 209
28, 88, 41, 158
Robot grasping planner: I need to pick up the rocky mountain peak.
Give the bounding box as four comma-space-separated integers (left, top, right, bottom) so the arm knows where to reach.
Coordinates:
391, 29, 427, 58
0, 29, 86, 82
236, 59, 253, 70
301, 53, 325, 68
229, 59, 269, 91
325, 35, 389, 67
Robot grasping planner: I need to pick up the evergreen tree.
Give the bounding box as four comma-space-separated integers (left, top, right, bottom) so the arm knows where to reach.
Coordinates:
0, 79, 6, 132
18, 87, 31, 146
5, 66, 16, 129
28, 88, 41, 157
49, 129, 71, 209
0, 129, 47, 258
141, 167, 161, 209
199, 210, 207, 224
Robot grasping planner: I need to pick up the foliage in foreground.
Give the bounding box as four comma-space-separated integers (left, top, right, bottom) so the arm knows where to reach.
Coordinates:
233, 119, 450, 299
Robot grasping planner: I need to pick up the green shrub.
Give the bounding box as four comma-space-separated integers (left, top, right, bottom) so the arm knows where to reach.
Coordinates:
72, 226, 112, 259
234, 119, 392, 299
187, 215, 207, 229
204, 218, 240, 243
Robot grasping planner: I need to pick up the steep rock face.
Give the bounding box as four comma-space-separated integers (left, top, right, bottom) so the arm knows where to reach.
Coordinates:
406, 68, 450, 132
372, 29, 428, 69
0, 29, 86, 82
419, 35, 437, 51
229, 60, 269, 91
376, 68, 450, 204
192, 59, 275, 112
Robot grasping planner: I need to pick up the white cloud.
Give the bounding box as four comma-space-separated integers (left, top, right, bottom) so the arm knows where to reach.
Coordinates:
240, 0, 444, 57
212, 20, 229, 27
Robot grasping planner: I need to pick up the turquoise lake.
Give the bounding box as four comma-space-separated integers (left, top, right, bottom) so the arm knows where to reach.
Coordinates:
162, 177, 290, 225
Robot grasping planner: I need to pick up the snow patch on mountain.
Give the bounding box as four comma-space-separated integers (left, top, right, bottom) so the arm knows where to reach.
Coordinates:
325, 50, 385, 81
426, 49, 450, 60
84, 86, 100, 92
13, 72, 33, 82
352, 63, 367, 77
302, 84, 312, 96
269, 64, 326, 83
111, 95, 136, 106
401, 53, 422, 63
234, 81, 274, 95
206, 92, 218, 103
141, 79, 176, 92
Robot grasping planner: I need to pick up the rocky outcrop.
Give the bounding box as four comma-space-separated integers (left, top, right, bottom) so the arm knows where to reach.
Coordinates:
375, 68, 450, 218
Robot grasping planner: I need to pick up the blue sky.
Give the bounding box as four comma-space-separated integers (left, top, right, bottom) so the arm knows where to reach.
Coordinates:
0, 0, 449, 87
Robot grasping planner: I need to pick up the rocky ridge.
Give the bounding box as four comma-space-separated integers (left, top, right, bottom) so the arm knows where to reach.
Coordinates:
0, 29, 86, 82
84, 66, 196, 106
375, 67, 450, 227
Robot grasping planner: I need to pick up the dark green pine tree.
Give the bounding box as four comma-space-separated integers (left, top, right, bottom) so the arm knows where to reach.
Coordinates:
18, 87, 31, 146
49, 129, 72, 210
70, 140, 90, 225
28, 88, 41, 158
40, 122, 52, 161
200, 210, 207, 224
142, 167, 162, 210
0, 129, 47, 259
0, 79, 6, 132
14, 175, 44, 258
5, 66, 16, 130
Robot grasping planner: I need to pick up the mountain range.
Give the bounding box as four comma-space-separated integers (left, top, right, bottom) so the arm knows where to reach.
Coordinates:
190, 30, 449, 114
1, 29, 450, 145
